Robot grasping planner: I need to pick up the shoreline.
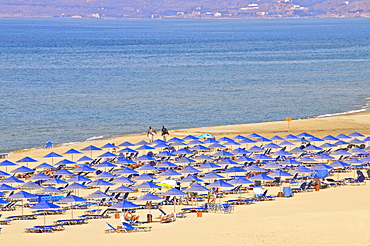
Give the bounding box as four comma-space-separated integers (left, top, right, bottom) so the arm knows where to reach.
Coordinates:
3, 108, 370, 161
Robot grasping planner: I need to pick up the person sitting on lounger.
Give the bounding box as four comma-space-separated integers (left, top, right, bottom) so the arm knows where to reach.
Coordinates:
123, 211, 140, 222
160, 212, 175, 222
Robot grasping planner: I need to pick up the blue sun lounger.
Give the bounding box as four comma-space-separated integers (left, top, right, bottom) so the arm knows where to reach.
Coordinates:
104, 222, 130, 233
122, 222, 152, 232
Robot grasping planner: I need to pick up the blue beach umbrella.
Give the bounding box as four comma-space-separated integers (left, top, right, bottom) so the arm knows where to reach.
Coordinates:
217, 159, 239, 166
186, 183, 209, 192
245, 165, 266, 172
175, 157, 196, 164
228, 177, 253, 185
44, 152, 63, 165
248, 173, 274, 181
0, 183, 18, 191
202, 172, 225, 180
0, 160, 17, 172
88, 179, 114, 187
0, 198, 9, 205
134, 173, 156, 182
53, 169, 75, 176
136, 145, 156, 151
16, 156, 38, 167
95, 161, 117, 168
322, 135, 339, 141
180, 175, 204, 183
233, 135, 248, 141
155, 161, 178, 169
167, 137, 184, 143
94, 171, 116, 180
38, 186, 65, 194
134, 181, 162, 189
348, 132, 365, 138
336, 134, 351, 139
114, 167, 138, 175
189, 145, 211, 151
232, 148, 250, 155
85, 190, 111, 199
157, 169, 182, 177
111, 176, 135, 185
101, 143, 117, 149
0, 176, 25, 184
109, 200, 141, 210
203, 138, 219, 144
43, 177, 68, 185
136, 164, 157, 172
136, 140, 149, 145
198, 162, 221, 170
235, 156, 256, 163
119, 141, 136, 147
64, 182, 90, 191
270, 136, 285, 141
30, 201, 61, 225
58, 195, 87, 219
72, 164, 97, 172
34, 163, 54, 169
63, 148, 83, 161
0, 170, 10, 177
98, 152, 117, 158
77, 156, 94, 162
55, 159, 76, 166
248, 133, 262, 139
212, 150, 234, 157
80, 145, 102, 157
194, 154, 213, 162
299, 156, 319, 163
182, 135, 198, 141
118, 147, 138, 154
18, 181, 41, 190
8, 191, 38, 215
264, 143, 282, 149
187, 140, 204, 145
180, 166, 201, 174
156, 151, 177, 157
115, 158, 136, 165
252, 154, 274, 161
297, 132, 315, 138
248, 145, 265, 152
173, 148, 193, 155
207, 143, 226, 149
111, 185, 137, 193
136, 155, 156, 162
279, 159, 301, 166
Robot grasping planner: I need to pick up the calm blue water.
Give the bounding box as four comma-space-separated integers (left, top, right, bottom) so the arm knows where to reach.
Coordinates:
1, 18, 370, 152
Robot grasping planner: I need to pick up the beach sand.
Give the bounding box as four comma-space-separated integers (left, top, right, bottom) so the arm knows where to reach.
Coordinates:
1, 110, 370, 246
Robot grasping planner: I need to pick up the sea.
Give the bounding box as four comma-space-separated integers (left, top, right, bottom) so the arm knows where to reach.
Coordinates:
1, 18, 370, 152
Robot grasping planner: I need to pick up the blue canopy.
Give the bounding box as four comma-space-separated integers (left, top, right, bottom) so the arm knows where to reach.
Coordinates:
111, 185, 137, 193
0, 176, 25, 184
109, 200, 141, 209
101, 143, 117, 149
58, 195, 87, 203
53, 169, 74, 176
134, 173, 156, 181
136, 145, 155, 150
0, 160, 17, 166
95, 161, 117, 168
0, 183, 18, 191
77, 156, 94, 162
111, 176, 135, 184
228, 177, 253, 185
212, 150, 234, 157
157, 169, 182, 177
98, 152, 117, 158
118, 141, 136, 147
135, 155, 156, 161
72, 165, 96, 172
114, 167, 138, 175
64, 182, 89, 190
16, 156, 38, 163
95, 171, 116, 179
64, 148, 83, 155
248, 173, 274, 181
44, 152, 63, 158
85, 190, 111, 199
186, 183, 209, 192
162, 188, 187, 196
180, 166, 201, 174
137, 193, 163, 201
207, 180, 234, 188
81, 145, 102, 151
180, 175, 203, 183
118, 148, 138, 153
134, 181, 162, 189
34, 163, 54, 169
202, 172, 225, 180
182, 135, 198, 141
8, 190, 37, 199
88, 179, 114, 187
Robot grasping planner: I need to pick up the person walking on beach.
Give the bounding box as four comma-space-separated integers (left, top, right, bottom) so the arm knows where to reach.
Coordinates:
161, 125, 169, 141
147, 126, 156, 143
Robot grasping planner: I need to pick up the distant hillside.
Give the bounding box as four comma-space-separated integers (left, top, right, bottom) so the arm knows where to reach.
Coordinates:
0, 0, 369, 18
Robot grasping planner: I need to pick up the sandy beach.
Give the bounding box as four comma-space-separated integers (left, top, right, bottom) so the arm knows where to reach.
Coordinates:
1, 110, 370, 246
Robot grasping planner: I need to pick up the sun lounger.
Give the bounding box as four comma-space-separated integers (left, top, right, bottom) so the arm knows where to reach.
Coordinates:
104, 222, 130, 233
6, 214, 38, 220
158, 208, 176, 223
122, 222, 152, 232
54, 218, 88, 226
0, 220, 11, 225
79, 214, 110, 219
